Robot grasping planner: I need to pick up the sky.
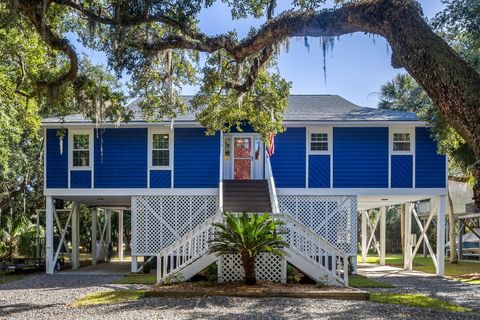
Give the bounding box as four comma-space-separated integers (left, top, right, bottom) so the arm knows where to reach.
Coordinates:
69, 1, 446, 109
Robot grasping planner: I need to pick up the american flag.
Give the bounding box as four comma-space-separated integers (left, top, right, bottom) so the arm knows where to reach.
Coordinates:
266, 132, 275, 157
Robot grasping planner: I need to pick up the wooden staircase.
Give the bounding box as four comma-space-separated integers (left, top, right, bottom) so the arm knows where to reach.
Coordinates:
223, 180, 272, 213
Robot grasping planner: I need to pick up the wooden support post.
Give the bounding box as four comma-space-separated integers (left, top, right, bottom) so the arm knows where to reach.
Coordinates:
106, 209, 111, 261
131, 255, 138, 273
422, 219, 427, 258
45, 196, 54, 274
404, 202, 412, 270
436, 195, 446, 276
71, 202, 80, 269
380, 207, 387, 266
91, 207, 97, 266
118, 210, 124, 261
458, 219, 464, 261
361, 210, 367, 263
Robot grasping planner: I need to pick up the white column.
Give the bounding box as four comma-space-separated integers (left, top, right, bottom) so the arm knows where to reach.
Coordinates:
91, 207, 97, 266
404, 202, 412, 270
131, 255, 138, 273
106, 209, 111, 261
118, 210, 124, 261
45, 196, 54, 274
71, 202, 80, 269
379, 207, 387, 266
436, 195, 446, 276
361, 210, 368, 263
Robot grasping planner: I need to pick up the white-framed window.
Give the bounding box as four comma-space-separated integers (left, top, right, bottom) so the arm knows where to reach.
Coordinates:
391, 129, 414, 154
69, 130, 93, 169
308, 127, 332, 154
149, 129, 172, 169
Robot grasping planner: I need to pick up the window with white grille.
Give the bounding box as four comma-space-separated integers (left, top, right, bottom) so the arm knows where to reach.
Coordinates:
391, 129, 414, 154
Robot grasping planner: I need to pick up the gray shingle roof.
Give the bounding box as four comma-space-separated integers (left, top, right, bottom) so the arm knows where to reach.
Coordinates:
42, 94, 418, 124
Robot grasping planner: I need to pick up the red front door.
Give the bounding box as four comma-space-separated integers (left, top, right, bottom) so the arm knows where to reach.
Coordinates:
233, 137, 252, 180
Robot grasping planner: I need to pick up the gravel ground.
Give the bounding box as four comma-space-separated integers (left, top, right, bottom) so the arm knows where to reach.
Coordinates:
1, 273, 479, 319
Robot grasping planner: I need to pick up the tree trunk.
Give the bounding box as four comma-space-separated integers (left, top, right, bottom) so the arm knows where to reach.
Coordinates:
241, 252, 257, 285
447, 185, 458, 263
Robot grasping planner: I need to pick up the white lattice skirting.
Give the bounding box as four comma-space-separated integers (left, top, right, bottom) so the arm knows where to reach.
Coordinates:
131, 195, 218, 255
278, 195, 357, 256
218, 253, 286, 283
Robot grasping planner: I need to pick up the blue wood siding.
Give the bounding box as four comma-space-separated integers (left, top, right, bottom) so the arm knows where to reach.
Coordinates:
271, 128, 306, 188
415, 127, 446, 188
46, 129, 68, 188
333, 127, 388, 188
174, 128, 220, 188
70, 170, 91, 188
391, 155, 413, 188
94, 128, 147, 188
150, 170, 171, 188
308, 155, 330, 188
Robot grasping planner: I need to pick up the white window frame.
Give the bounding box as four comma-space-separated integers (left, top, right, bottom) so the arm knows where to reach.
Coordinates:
148, 128, 173, 170
308, 127, 332, 155
390, 128, 414, 155
69, 129, 93, 171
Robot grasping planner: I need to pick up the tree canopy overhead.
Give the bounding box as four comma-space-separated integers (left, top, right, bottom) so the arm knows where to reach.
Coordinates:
4, 0, 480, 156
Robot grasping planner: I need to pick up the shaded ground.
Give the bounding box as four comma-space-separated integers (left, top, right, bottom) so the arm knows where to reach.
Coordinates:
1, 273, 479, 319
358, 263, 480, 313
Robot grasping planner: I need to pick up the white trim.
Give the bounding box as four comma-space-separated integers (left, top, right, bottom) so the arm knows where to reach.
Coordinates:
389, 126, 416, 189
276, 188, 448, 196
147, 127, 174, 188
223, 133, 263, 180
41, 120, 427, 128
68, 129, 94, 189
44, 188, 219, 197
306, 126, 333, 188
390, 127, 414, 155
307, 127, 332, 155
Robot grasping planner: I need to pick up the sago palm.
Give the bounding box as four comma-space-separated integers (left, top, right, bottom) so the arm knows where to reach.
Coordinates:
209, 212, 288, 285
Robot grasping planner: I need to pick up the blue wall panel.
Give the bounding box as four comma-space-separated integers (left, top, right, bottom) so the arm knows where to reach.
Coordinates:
94, 128, 147, 188
70, 170, 91, 188
333, 127, 388, 188
270, 128, 306, 188
46, 129, 68, 188
309, 155, 330, 188
391, 155, 413, 188
174, 128, 220, 188
150, 170, 171, 188
415, 127, 446, 188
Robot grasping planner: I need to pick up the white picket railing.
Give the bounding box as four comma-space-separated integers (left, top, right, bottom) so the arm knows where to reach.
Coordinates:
281, 213, 349, 286
156, 211, 222, 283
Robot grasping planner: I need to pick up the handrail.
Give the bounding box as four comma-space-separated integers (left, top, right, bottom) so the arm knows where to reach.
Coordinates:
265, 156, 280, 213
219, 131, 224, 213
156, 210, 222, 282
281, 212, 349, 286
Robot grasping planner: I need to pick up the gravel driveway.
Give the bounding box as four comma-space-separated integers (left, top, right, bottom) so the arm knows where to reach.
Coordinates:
1, 273, 479, 319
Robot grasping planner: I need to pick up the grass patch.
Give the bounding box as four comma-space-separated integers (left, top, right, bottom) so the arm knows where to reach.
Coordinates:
112, 274, 156, 285
349, 277, 395, 288
0, 273, 34, 284
370, 293, 471, 313
70, 290, 145, 307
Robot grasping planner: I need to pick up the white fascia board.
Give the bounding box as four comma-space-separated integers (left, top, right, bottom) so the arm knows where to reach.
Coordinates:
41, 120, 425, 128
283, 121, 426, 127
276, 188, 448, 196
44, 188, 219, 196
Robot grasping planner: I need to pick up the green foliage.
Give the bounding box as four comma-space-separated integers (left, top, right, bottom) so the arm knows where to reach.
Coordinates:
0, 213, 38, 258
209, 212, 287, 285
209, 212, 288, 258
370, 293, 472, 313
142, 260, 152, 274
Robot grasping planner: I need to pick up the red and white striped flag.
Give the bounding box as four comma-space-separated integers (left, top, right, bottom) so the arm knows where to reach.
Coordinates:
266, 132, 275, 157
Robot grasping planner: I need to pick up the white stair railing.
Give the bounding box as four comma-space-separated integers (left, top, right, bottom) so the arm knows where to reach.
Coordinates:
281, 213, 349, 286
156, 211, 222, 283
